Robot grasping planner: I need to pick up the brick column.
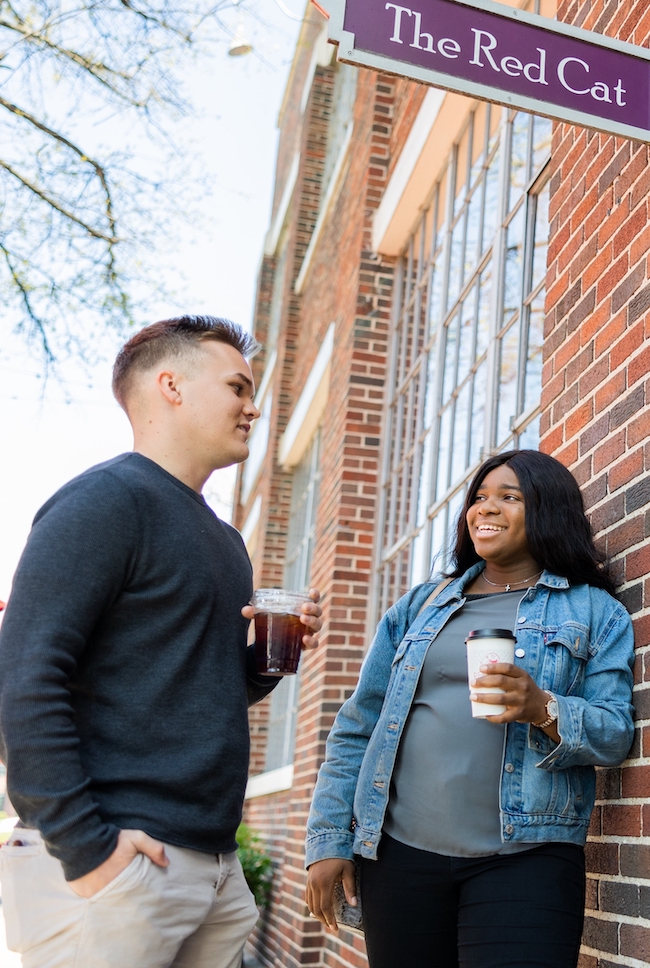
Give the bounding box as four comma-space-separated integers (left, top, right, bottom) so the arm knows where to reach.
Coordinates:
542, 3, 650, 963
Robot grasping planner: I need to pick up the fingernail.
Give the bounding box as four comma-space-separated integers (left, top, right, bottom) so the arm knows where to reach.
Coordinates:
470, 693, 477, 701
350, 896, 358, 906
479, 664, 488, 672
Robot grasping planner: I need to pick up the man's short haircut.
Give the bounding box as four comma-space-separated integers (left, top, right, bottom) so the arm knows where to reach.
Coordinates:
112, 315, 260, 409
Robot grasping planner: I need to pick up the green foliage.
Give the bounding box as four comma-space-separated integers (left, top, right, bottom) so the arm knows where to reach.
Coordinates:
236, 823, 273, 909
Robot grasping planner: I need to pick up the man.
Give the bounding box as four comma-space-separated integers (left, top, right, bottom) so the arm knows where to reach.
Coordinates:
0, 315, 322, 968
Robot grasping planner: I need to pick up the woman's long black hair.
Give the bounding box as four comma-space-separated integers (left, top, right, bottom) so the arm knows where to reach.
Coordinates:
448, 450, 615, 594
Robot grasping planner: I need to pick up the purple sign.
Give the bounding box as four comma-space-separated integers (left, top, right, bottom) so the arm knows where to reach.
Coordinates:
327, 0, 650, 140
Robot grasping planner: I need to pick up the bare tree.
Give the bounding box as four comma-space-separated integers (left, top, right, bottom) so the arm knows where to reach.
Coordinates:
0, 0, 239, 363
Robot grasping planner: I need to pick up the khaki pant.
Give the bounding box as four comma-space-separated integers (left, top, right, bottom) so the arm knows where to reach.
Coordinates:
0, 830, 259, 968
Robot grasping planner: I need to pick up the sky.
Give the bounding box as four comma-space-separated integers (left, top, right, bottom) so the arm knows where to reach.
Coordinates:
0, 1, 303, 601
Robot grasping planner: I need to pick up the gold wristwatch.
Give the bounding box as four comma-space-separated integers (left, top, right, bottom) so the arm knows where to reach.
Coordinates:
532, 691, 558, 729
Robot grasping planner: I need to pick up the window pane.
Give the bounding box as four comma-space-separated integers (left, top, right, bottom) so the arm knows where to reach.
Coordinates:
532, 115, 552, 174
448, 215, 465, 309
476, 263, 492, 359
442, 313, 459, 402
482, 145, 500, 253
436, 174, 447, 252
455, 127, 470, 217
451, 383, 470, 484
446, 488, 465, 568
532, 182, 550, 292
458, 285, 477, 385
436, 405, 452, 499
497, 323, 520, 444
488, 104, 501, 152
431, 510, 447, 573
428, 265, 443, 338
470, 103, 487, 187
509, 112, 529, 211
518, 415, 540, 449
416, 430, 433, 525
410, 526, 430, 586
504, 205, 525, 322
469, 362, 487, 467
524, 288, 545, 413
465, 185, 482, 283
424, 347, 438, 429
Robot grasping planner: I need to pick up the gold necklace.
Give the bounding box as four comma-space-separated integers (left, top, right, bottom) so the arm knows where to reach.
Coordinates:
482, 569, 542, 593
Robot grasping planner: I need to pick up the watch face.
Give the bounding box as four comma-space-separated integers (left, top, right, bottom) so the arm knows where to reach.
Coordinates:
548, 699, 559, 719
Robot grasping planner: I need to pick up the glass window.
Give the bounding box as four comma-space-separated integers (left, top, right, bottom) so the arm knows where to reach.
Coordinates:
375, 105, 550, 621
264, 431, 321, 772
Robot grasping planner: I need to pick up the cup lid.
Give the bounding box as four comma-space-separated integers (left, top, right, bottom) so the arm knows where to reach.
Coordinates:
465, 628, 516, 642
250, 588, 306, 608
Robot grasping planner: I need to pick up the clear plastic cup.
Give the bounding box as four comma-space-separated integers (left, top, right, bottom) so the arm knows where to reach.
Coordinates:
465, 628, 516, 717
250, 589, 307, 676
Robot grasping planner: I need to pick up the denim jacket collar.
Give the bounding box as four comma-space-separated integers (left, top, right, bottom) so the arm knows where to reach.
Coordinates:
433, 564, 570, 607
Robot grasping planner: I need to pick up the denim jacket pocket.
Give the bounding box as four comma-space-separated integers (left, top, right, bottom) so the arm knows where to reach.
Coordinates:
540, 624, 589, 695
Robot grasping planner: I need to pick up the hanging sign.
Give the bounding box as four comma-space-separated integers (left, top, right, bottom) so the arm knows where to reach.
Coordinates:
312, 0, 650, 143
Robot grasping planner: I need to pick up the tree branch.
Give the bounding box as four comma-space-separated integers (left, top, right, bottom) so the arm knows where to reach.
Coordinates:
0, 159, 118, 242
0, 14, 147, 106
0, 240, 55, 361
0, 95, 118, 237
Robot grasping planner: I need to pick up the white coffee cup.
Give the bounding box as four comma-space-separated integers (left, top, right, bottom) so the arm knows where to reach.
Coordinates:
465, 628, 517, 718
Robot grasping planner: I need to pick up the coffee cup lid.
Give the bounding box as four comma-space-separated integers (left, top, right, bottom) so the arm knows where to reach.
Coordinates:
465, 628, 516, 643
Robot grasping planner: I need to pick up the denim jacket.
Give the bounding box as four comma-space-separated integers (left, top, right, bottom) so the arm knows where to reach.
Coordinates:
305, 564, 635, 867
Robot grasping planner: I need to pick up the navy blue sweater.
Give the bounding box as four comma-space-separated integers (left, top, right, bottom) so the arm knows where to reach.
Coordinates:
0, 454, 276, 880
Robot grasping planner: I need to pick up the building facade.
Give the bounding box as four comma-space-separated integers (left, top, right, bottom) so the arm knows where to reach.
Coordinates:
234, 1, 650, 964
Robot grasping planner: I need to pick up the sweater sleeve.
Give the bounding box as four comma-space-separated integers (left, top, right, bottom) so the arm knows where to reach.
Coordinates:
0, 472, 141, 880
245, 645, 280, 705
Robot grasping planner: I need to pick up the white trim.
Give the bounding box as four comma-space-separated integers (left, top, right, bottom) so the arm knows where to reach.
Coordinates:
295, 123, 354, 294
244, 764, 294, 799
279, 322, 335, 467
264, 153, 300, 257
240, 495, 262, 546
255, 349, 277, 405
240, 352, 277, 504
300, 24, 334, 113
372, 89, 445, 253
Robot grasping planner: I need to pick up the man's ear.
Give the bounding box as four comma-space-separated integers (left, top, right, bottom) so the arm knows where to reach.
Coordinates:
156, 369, 182, 406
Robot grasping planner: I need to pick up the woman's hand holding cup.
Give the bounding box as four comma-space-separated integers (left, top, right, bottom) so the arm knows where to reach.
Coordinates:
470, 662, 560, 741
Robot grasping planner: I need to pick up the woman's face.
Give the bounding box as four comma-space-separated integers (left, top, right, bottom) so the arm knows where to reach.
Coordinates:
466, 464, 535, 568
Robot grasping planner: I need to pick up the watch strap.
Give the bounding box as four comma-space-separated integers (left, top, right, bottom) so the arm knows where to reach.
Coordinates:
532, 691, 557, 729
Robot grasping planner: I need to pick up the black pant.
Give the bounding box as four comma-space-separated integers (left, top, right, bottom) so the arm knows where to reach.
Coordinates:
359, 835, 585, 968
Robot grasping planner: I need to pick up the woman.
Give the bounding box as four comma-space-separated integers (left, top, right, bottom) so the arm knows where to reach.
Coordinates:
305, 450, 635, 968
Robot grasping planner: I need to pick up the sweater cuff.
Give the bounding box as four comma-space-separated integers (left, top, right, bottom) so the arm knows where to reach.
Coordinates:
45, 821, 120, 881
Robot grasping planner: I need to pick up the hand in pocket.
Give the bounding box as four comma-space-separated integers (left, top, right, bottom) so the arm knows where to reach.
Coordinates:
69, 829, 169, 898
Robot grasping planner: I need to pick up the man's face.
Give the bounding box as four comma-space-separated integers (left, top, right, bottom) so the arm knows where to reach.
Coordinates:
179, 340, 260, 470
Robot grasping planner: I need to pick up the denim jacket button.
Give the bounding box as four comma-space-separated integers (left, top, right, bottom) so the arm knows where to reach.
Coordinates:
518, 616, 526, 623
505, 824, 514, 835
363, 841, 373, 848
504, 762, 515, 773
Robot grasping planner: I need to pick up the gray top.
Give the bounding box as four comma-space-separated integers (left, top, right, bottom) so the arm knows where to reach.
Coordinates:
384, 590, 532, 857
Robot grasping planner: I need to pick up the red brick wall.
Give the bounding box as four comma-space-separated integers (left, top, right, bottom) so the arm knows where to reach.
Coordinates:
542, 3, 650, 963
